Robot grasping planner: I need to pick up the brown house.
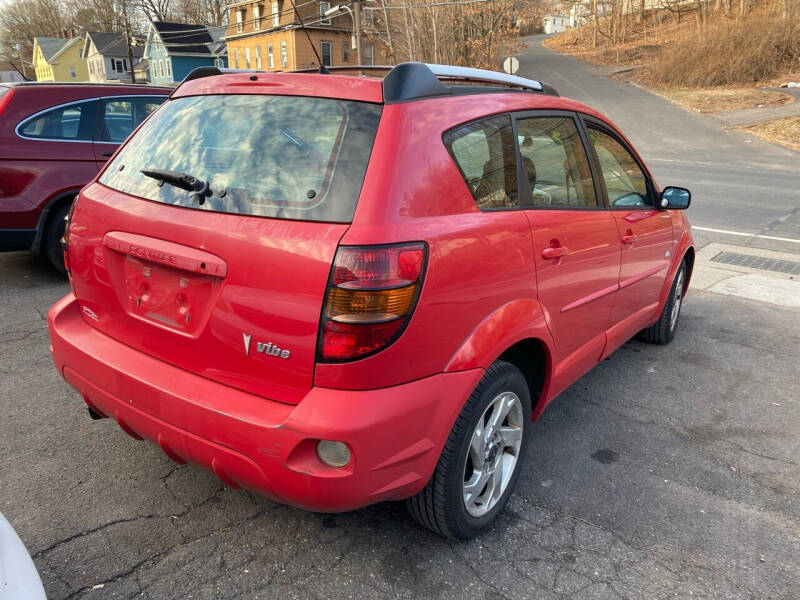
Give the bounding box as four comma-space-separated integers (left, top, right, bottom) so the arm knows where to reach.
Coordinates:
225, 0, 383, 71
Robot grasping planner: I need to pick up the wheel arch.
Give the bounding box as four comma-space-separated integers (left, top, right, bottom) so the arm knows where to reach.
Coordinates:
31, 188, 82, 255
444, 299, 555, 420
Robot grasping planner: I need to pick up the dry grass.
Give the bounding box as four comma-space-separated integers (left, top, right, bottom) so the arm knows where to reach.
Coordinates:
742, 117, 800, 152
654, 88, 795, 113
545, 10, 800, 88
645, 16, 800, 87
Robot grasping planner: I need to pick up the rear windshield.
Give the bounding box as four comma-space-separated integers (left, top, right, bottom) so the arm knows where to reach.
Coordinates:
99, 94, 382, 222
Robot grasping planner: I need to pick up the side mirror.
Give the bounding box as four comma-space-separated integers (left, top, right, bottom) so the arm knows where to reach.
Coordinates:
659, 186, 691, 210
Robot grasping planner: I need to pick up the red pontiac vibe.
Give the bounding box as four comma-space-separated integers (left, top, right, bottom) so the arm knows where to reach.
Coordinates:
47, 63, 694, 539
0, 82, 170, 273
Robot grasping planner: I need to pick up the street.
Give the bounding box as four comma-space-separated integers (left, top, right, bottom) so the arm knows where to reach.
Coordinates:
1, 38, 799, 599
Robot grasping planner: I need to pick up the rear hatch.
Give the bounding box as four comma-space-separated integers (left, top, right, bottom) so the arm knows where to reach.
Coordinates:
67, 92, 382, 404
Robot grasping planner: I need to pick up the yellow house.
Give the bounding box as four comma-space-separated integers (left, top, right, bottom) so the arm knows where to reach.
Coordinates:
33, 37, 89, 82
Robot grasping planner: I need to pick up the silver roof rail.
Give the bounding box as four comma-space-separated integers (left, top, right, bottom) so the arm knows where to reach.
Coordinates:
424, 63, 543, 92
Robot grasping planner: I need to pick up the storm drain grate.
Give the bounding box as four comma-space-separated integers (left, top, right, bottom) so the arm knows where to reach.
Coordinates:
711, 251, 800, 275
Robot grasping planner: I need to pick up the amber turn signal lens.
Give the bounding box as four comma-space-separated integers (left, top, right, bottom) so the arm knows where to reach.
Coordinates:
325, 284, 417, 323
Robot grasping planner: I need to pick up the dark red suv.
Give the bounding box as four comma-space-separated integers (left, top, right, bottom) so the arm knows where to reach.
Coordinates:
48, 64, 693, 539
0, 83, 169, 272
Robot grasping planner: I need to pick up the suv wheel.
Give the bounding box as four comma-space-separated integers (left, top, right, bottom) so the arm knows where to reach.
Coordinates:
638, 261, 687, 345
406, 360, 531, 539
43, 201, 71, 275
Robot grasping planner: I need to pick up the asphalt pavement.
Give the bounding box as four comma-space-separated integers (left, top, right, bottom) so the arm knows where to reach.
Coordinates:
1, 39, 799, 599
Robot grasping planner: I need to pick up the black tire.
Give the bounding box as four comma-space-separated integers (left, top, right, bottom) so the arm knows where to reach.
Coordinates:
638, 261, 687, 345
406, 360, 531, 539
43, 201, 71, 276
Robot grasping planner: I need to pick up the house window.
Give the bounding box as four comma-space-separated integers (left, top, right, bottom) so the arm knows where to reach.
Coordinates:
69, 66, 76, 78
254, 4, 261, 30
362, 8, 373, 27
166, 59, 171, 77
159, 59, 165, 78
112, 58, 126, 73
363, 43, 374, 65
321, 40, 332, 66
280, 41, 288, 68
255, 46, 262, 69
320, 1, 331, 25
341, 42, 349, 62
267, 43, 274, 69
245, 47, 251, 68
78, 48, 83, 58
272, 1, 279, 26
233, 48, 239, 68
236, 9, 244, 33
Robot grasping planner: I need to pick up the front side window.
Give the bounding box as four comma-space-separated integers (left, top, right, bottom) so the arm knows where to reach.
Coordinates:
321, 41, 332, 66
588, 127, 651, 207
516, 116, 597, 208
443, 115, 518, 210
98, 97, 166, 143
99, 95, 383, 223
18, 100, 97, 141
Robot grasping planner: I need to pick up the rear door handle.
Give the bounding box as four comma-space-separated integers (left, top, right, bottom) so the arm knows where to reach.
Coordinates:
622, 234, 638, 245
542, 246, 569, 260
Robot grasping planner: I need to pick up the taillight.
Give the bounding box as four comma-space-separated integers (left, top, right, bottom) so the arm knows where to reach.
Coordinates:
62, 198, 78, 275
0, 88, 13, 116
319, 243, 428, 361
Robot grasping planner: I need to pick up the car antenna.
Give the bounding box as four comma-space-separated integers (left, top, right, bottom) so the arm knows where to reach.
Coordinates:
287, 0, 329, 74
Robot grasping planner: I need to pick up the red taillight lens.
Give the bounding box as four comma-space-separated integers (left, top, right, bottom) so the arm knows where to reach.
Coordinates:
62, 198, 78, 276
319, 243, 427, 361
0, 88, 13, 117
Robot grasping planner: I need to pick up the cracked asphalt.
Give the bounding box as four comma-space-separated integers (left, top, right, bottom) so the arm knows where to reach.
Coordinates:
2, 249, 800, 599
3, 39, 800, 600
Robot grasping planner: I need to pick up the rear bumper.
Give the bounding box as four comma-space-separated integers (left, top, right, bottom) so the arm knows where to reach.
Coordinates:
48, 294, 483, 512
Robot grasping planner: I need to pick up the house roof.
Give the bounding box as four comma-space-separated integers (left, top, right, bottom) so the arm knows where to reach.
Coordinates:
151, 21, 223, 56
34, 37, 69, 62
85, 32, 145, 59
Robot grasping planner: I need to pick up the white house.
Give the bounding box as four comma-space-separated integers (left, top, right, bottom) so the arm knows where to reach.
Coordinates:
83, 32, 145, 83
543, 15, 568, 34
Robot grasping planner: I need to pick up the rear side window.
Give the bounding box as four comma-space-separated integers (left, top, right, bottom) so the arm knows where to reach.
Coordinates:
443, 115, 518, 210
97, 97, 165, 143
99, 94, 382, 222
516, 116, 597, 208
18, 100, 98, 141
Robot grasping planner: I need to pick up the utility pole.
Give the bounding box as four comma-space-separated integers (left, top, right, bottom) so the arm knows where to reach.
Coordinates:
121, 0, 137, 83
353, 0, 362, 65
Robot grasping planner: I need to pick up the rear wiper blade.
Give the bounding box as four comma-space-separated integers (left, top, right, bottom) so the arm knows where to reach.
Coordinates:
141, 168, 214, 203
141, 168, 205, 192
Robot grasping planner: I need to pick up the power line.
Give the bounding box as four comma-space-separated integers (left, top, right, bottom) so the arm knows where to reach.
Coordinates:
363, 0, 489, 8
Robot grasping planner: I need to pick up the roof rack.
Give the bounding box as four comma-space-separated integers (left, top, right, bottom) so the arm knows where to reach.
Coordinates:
382, 62, 558, 102
179, 63, 558, 102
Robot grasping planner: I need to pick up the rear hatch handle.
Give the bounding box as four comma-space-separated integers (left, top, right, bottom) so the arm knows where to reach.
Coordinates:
103, 231, 227, 277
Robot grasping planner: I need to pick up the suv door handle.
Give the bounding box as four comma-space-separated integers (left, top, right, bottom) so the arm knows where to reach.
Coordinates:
622, 234, 638, 245
542, 246, 569, 260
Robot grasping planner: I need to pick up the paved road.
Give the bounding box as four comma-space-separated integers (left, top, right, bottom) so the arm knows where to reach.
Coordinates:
519, 35, 800, 251
2, 42, 800, 599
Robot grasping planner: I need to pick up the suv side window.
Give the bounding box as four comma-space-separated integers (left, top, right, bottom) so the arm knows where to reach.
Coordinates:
588, 127, 651, 207
18, 100, 98, 141
443, 115, 518, 210
97, 97, 165, 143
515, 116, 597, 208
